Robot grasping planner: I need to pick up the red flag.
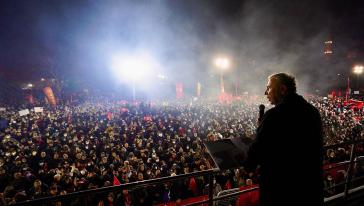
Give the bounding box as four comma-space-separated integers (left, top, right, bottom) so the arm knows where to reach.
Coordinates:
176, 83, 183, 99
188, 177, 199, 196
113, 175, 121, 186
43, 87, 57, 106
107, 112, 113, 121
224, 180, 232, 190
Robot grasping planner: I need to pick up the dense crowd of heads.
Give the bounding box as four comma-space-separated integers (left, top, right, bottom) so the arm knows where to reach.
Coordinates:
0, 95, 363, 205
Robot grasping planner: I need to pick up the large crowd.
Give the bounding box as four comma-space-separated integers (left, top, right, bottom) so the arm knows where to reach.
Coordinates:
0, 95, 364, 205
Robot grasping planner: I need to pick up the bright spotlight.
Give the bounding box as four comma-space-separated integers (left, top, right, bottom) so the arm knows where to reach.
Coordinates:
157, 74, 167, 80
27, 83, 33, 88
214, 57, 230, 70
353, 65, 364, 74
111, 53, 156, 82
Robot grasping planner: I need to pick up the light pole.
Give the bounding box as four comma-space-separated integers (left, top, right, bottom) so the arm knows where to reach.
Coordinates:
353, 65, 363, 90
214, 57, 230, 94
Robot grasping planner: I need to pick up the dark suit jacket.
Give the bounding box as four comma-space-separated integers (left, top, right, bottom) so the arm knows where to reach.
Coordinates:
245, 93, 323, 206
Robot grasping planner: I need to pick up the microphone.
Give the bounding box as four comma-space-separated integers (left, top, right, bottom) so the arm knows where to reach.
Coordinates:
259, 104, 265, 123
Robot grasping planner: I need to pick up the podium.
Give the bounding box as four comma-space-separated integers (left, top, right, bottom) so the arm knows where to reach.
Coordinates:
203, 137, 251, 170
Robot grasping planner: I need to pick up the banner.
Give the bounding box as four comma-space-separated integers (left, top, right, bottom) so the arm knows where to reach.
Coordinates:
43, 87, 57, 106
236, 185, 260, 206
19, 109, 30, 116
34, 107, 43, 113
25, 94, 35, 104
176, 83, 183, 99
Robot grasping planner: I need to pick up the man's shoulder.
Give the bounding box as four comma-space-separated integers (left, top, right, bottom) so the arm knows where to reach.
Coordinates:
262, 107, 279, 121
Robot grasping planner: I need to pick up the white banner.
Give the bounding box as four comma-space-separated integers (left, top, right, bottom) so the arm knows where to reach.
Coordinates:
19, 109, 30, 116
34, 107, 44, 113
0, 107, 6, 111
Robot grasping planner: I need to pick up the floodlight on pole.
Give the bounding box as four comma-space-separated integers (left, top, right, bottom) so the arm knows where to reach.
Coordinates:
353, 65, 364, 90
111, 53, 156, 101
214, 57, 230, 94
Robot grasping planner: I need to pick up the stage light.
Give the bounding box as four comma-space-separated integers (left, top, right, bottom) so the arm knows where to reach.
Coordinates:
353, 65, 364, 74
214, 56, 231, 94
110, 52, 159, 100
157, 74, 167, 80
111, 53, 156, 82
214, 57, 230, 70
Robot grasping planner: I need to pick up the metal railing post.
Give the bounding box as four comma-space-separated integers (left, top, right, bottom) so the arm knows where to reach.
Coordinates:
208, 173, 214, 206
343, 142, 356, 201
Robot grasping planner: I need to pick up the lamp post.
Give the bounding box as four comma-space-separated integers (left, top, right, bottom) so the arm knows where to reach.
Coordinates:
353, 65, 364, 90
214, 57, 230, 94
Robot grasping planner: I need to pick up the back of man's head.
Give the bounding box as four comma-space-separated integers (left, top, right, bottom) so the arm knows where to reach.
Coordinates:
269, 73, 297, 94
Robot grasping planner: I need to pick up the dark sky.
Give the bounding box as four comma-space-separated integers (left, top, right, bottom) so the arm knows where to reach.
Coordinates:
1, 0, 364, 95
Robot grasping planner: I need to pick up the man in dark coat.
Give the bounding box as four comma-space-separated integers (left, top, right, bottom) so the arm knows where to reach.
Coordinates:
245, 73, 323, 206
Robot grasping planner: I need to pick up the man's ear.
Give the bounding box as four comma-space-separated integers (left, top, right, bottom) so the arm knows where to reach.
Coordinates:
280, 84, 288, 95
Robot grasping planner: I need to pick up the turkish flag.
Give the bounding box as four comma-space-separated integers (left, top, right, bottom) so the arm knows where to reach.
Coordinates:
113, 175, 121, 186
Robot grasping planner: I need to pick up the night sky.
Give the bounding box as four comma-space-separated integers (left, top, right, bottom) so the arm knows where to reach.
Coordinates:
1, 0, 364, 95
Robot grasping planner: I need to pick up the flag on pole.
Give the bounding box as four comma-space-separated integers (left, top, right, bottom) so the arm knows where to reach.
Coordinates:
176, 83, 183, 99
43, 87, 57, 106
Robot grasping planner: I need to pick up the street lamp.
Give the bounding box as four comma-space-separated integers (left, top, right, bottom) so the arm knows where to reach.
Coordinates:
353, 65, 364, 90
214, 57, 230, 94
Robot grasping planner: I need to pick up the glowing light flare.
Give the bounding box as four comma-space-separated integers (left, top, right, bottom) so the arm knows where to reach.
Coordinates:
353, 65, 364, 74
27, 83, 33, 88
111, 53, 156, 82
157, 74, 167, 79
214, 57, 230, 70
